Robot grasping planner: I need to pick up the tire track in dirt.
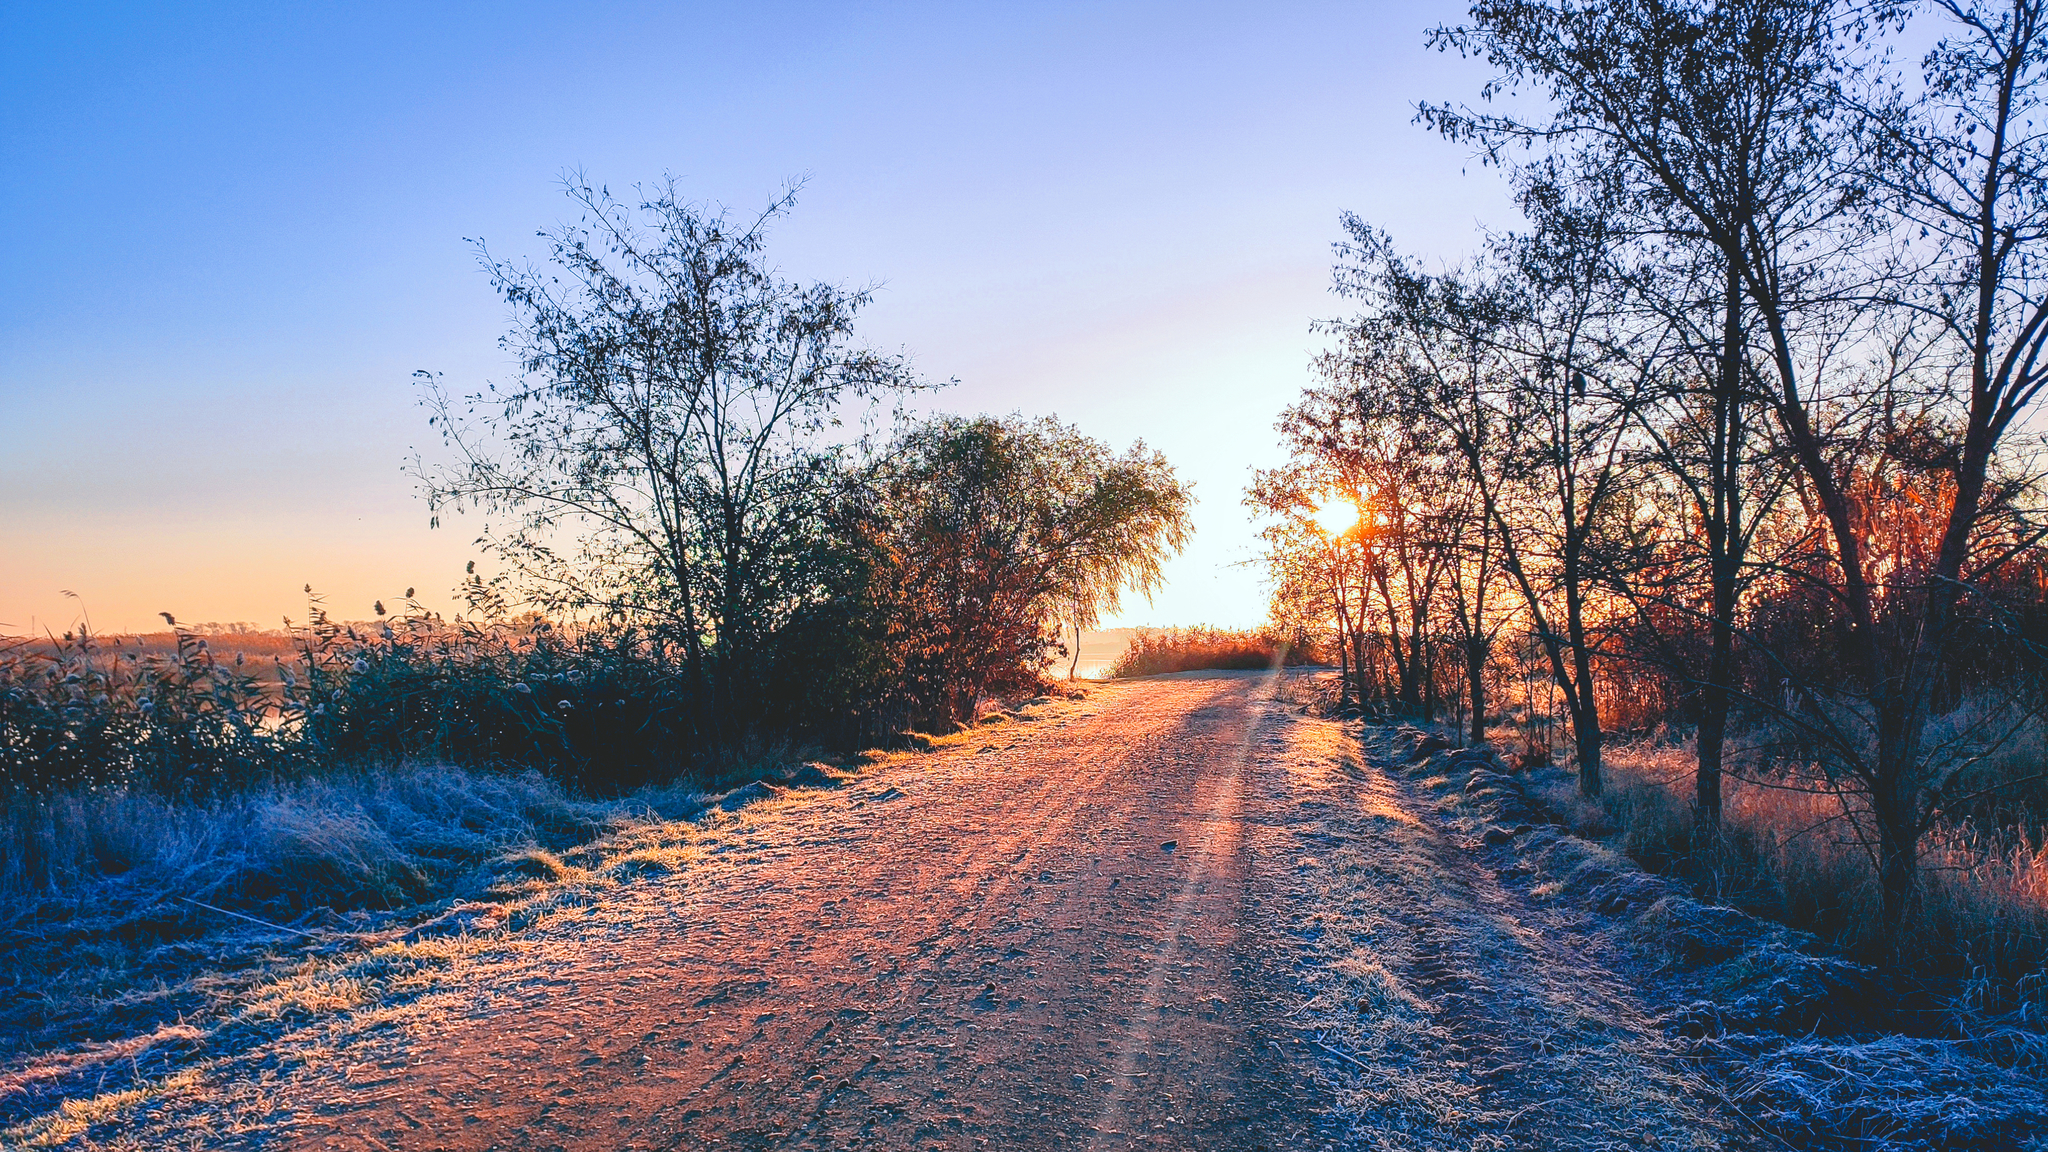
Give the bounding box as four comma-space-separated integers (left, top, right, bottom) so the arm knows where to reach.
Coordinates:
1082, 684, 1250, 1152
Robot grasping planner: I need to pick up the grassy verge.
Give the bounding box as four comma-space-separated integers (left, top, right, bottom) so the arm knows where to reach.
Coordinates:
1379, 724, 2048, 1150
0, 686, 1089, 1146
1523, 738, 2048, 1021
0, 756, 864, 1136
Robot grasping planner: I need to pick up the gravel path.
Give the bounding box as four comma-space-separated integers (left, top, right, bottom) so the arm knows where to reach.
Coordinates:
147, 671, 1728, 1151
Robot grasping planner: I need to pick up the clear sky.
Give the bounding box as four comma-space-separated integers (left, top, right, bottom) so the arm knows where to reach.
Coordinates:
1, 1, 1514, 635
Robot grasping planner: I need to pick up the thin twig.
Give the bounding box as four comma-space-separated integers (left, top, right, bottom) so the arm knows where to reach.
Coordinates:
1309, 1034, 1371, 1071
176, 897, 322, 941
1504, 1097, 1570, 1127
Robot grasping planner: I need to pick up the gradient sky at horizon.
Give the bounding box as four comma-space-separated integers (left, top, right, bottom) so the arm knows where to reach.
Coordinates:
1, 0, 1516, 636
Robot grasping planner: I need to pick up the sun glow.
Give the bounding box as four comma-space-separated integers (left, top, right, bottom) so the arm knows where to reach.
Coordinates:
1311, 495, 1361, 537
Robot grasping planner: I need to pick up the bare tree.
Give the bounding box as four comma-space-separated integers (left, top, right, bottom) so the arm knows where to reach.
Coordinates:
1757, 0, 2048, 930
1321, 221, 1642, 796
416, 176, 919, 745
1416, 0, 2048, 932
1425, 0, 1871, 826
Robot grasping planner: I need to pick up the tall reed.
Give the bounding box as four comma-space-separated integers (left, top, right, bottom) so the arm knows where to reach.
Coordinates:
1108, 626, 1324, 677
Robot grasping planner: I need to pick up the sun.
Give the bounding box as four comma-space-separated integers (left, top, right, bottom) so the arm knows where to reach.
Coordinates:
1311, 495, 1361, 536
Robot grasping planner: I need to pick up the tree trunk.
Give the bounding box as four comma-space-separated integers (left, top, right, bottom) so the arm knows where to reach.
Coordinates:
1575, 699, 1603, 798
1374, 569, 1416, 712
1353, 629, 1370, 711
1696, 604, 1732, 838
1336, 630, 1352, 709
1562, 552, 1604, 797
1421, 633, 1437, 721
1696, 249, 1744, 842
1467, 636, 1487, 746
1333, 594, 1354, 710
1871, 733, 1920, 943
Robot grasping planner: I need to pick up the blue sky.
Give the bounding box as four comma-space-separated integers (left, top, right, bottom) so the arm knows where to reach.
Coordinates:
0, 0, 1513, 633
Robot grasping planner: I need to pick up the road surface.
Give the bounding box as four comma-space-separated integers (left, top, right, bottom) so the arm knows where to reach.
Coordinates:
158, 671, 1727, 1150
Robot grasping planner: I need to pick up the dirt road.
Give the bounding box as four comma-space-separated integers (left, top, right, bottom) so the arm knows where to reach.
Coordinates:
249, 672, 1727, 1150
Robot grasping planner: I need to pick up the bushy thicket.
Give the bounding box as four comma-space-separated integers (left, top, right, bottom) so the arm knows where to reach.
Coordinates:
0, 410, 1194, 803
0, 627, 308, 797
402, 182, 1192, 767
867, 415, 1191, 725
0, 601, 700, 799
301, 607, 706, 795
0, 606, 849, 803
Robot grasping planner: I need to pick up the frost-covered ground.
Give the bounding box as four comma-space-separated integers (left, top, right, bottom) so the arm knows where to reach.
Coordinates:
1260, 712, 1730, 1151
12, 672, 2024, 1150
1337, 724, 2048, 1152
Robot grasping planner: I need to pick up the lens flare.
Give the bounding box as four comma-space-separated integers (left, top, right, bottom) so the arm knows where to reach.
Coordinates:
1312, 496, 1361, 536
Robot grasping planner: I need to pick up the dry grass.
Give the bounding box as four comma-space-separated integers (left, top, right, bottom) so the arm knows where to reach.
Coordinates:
0, 761, 749, 1134
1108, 626, 1323, 677
1514, 733, 2048, 1030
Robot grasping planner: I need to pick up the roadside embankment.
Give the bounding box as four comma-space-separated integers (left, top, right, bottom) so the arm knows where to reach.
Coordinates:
1375, 725, 2048, 1152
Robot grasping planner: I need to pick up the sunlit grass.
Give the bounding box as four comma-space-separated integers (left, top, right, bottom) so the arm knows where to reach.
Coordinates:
1526, 733, 2048, 1015
1108, 626, 1325, 677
